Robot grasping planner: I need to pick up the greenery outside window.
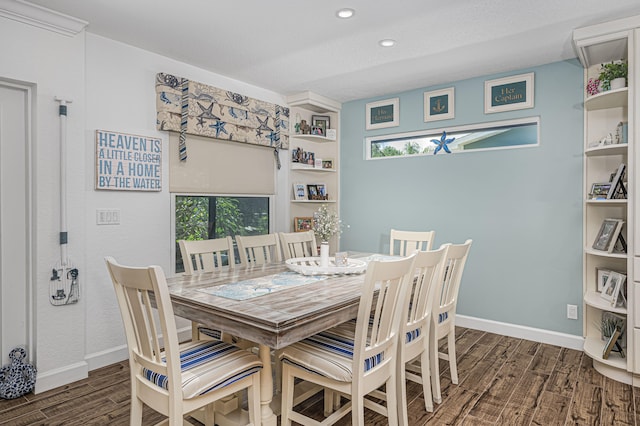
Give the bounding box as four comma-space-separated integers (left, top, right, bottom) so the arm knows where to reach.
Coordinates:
173, 195, 270, 273
365, 117, 539, 160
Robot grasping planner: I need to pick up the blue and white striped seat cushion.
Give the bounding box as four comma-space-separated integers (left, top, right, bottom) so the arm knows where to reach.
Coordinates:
280, 328, 383, 382
198, 327, 222, 340
142, 340, 262, 399
334, 318, 420, 344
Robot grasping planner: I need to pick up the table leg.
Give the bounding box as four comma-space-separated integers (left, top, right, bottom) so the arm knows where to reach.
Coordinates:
259, 344, 277, 426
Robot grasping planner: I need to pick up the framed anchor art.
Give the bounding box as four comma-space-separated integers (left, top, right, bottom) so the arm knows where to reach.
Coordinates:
424, 87, 455, 122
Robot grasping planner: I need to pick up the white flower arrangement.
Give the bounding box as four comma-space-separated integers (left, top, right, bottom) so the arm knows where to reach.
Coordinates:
313, 204, 341, 243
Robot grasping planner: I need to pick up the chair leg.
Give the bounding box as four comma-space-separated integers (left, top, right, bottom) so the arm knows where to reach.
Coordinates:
204, 403, 215, 426
397, 359, 409, 426
130, 395, 143, 426
248, 373, 261, 426
324, 389, 335, 417
385, 373, 399, 426
420, 350, 434, 412
280, 364, 294, 426
447, 328, 458, 385
430, 334, 442, 404
351, 391, 366, 426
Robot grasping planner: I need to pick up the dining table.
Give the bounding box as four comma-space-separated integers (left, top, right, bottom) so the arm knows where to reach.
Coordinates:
165, 252, 382, 426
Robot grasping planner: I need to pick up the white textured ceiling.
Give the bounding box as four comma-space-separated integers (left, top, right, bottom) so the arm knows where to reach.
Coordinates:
23, 0, 640, 103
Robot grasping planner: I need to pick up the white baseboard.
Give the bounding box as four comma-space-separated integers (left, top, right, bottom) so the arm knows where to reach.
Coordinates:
35, 361, 88, 394
457, 314, 584, 351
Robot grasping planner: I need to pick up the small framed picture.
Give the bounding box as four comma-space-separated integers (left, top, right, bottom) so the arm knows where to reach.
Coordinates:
596, 268, 611, 292
424, 87, 455, 122
484, 72, 534, 114
311, 126, 324, 136
294, 216, 314, 232
312, 115, 331, 131
316, 183, 327, 197
600, 271, 626, 306
314, 157, 323, 168
592, 218, 624, 252
293, 183, 307, 200
603, 327, 622, 359
590, 182, 611, 200
307, 184, 319, 200
365, 97, 399, 130
322, 159, 334, 169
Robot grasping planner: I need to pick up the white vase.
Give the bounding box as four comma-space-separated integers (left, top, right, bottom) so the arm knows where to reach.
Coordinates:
320, 242, 330, 267
610, 77, 626, 90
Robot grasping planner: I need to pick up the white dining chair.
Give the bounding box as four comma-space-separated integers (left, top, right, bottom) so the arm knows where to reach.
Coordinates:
236, 233, 282, 267
104, 256, 262, 426
179, 237, 236, 341
430, 239, 472, 404
279, 230, 318, 260
390, 229, 435, 256
279, 254, 416, 426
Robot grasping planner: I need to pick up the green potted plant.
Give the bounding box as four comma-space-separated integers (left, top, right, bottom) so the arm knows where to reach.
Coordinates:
599, 60, 628, 91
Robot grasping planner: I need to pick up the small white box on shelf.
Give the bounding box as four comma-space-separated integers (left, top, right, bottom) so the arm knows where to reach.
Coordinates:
326, 129, 337, 140
315, 158, 323, 168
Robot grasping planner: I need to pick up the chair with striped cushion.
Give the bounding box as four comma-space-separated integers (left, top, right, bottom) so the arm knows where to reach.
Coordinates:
178, 237, 236, 342
390, 229, 435, 256
236, 233, 282, 267
397, 246, 447, 423
105, 256, 261, 426
279, 254, 416, 426
430, 239, 472, 404
279, 230, 318, 260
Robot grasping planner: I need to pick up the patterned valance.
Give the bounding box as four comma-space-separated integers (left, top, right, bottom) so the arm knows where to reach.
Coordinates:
155, 73, 289, 161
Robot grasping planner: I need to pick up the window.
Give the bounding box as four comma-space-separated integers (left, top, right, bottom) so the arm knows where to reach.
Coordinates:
366, 117, 539, 160
173, 195, 270, 273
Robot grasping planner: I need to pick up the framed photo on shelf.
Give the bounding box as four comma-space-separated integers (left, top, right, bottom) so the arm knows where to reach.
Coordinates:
293, 183, 307, 200
600, 271, 626, 306
590, 182, 611, 200
602, 327, 622, 359
424, 87, 455, 122
312, 115, 330, 131
315, 183, 327, 197
365, 97, 399, 130
484, 72, 534, 114
607, 163, 627, 199
596, 268, 610, 292
306, 184, 318, 200
322, 159, 334, 169
592, 218, 624, 253
294, 217, 314, 232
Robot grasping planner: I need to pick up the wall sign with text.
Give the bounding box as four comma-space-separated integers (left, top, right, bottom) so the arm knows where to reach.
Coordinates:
95, 130, 162, 191
365, 97, 399, 130
484, 72, 534, 114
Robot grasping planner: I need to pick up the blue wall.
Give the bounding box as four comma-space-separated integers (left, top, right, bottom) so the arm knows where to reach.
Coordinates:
340, 60, 584, 335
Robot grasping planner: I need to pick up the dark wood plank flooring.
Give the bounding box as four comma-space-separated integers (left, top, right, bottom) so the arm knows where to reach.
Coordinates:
1, 327, 637, 425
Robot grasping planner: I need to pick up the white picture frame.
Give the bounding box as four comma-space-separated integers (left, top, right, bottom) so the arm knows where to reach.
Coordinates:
592, 218, 624, 253
424, 87, 455, 122
484, 72, 534, 114
600, 271, 625, 306
293, 183, 307, 201
365, 98, 399, 130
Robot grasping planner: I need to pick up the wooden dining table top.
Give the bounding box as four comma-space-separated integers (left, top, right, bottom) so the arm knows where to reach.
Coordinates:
166, 253, 373, 349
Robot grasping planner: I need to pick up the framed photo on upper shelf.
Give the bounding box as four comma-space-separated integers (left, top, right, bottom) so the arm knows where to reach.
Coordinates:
322, 158, 334, 170
293, 183, 307, 200
590, 182, 612, 200
592, 218, 624, 253
607, 163, 627, 199
312, 115, 330, 132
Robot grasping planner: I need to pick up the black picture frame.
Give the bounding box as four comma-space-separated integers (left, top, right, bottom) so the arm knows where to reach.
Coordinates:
312, 115, 331, 130
607, 163, 626, 199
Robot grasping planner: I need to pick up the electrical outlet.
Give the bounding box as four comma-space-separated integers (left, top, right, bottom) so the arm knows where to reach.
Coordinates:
567, 304, 578, 320
96, 209, 121, 225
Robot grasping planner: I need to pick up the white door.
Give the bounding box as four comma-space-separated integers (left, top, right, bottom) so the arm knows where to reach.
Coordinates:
0, 81, 33, 363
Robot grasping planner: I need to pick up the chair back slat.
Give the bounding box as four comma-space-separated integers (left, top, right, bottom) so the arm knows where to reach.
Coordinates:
433, 240, 472, 325
390, 229, 435, 256
236, 234, 282, 267
179, 237, 235, 274
405, 246, 447, 334
279, 231, 318, 260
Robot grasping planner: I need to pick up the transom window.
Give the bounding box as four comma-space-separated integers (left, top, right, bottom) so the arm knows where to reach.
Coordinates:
365, 117, 539, 160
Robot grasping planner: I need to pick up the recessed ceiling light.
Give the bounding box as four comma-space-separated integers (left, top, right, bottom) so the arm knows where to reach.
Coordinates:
379, 39, 396, 48
336, 8, 355, 19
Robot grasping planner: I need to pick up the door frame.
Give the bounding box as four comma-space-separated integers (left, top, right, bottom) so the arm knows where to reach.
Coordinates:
1, 78, 36, 363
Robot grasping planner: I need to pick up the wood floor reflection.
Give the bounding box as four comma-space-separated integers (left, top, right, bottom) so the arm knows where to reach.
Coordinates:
1, 327, 637, 425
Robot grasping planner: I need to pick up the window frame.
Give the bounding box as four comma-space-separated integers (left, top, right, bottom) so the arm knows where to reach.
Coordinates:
365, 116, 540, 160
170, 193, 275, 274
